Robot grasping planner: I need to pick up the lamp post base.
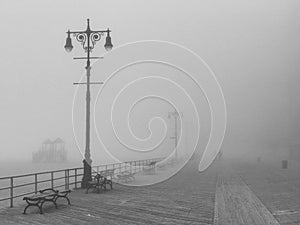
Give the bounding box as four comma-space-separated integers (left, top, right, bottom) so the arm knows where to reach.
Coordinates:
81, 159, 92, 188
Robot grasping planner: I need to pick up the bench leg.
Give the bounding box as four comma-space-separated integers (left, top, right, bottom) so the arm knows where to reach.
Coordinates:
40, 199, 57, 211
55, 196, 71, 205
53, 200, 58, 209
40, 201, 46, 212
23, 199, 43, 214
23, 204, 43, 214
23, 204, 31, 214
107, 181, 112, 189
37, 202, 44, 214
65, 196, 71, 205
38, 204, 43, 214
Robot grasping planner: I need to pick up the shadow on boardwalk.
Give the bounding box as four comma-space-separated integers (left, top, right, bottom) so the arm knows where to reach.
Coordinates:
0, 158, 217, 225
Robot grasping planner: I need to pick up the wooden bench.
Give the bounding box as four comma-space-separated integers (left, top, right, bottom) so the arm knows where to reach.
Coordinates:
100, 169, 114, 190
86, 174, 107, 193
143, 161, 157, 175
116, 171, 136, 183
23, 188, 71, 214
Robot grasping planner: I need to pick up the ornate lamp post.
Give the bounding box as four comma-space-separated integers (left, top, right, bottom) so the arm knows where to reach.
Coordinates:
64, 19, 113, 188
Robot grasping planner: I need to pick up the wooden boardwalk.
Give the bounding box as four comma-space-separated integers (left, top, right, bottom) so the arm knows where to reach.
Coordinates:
0, 158, 299, 225
233, 160, 300, 225
214, 168, 280, 225
214, 159, 300, 225
0, 159, 217, 225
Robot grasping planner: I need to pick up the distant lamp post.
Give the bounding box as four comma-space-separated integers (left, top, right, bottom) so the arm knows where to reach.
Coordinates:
64, 18, 113, 188
168, 110, 183, 161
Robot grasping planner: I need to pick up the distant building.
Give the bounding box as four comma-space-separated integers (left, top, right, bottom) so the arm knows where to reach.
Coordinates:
32, 138, 67, 163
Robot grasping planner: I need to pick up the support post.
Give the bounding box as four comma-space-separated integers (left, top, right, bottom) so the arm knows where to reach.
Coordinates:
81, 65, 92, 188
51, 172, 54, 189
10, 177, 13, 208
35, 174, 38, 194
75, 169, 78, 189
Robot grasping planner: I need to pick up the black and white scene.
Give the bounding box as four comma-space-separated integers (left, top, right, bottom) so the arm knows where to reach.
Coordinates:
0, 1, 299, 224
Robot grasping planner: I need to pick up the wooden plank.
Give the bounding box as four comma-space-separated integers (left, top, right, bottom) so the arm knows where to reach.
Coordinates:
214, 167, 281, 225
234, 161, 300, 225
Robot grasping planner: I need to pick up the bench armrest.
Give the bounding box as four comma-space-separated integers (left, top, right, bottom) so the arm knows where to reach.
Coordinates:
40, 188, 58, 194
58, 189, 71, 194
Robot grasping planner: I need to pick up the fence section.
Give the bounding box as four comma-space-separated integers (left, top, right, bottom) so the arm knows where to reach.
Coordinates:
0, 158, 162, 208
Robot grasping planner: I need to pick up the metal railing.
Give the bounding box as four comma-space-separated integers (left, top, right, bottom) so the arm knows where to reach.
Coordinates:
0, 158, 162, 208
0, 167, 83, 208
92, 158, 161, 175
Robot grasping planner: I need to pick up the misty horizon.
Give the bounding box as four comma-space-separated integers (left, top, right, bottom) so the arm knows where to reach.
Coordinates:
0, 0, 299, 168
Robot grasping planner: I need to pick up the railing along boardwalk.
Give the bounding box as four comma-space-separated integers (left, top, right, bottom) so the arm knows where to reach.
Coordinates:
0, 158, 217, 225
0, 158, 161, 208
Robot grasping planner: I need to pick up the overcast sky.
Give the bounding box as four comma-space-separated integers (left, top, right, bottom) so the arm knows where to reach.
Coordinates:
0, 0, 299, 163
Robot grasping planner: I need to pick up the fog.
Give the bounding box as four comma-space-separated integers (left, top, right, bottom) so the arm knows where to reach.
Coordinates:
0, 0, 299, 168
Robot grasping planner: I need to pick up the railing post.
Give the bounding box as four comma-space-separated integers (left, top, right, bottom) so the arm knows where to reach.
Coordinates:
65, 169, 69, 190
65, 170, 67, 190
130, 162, 132, 173
119, 163, 121, 173
75, 168, 78, 189
139, 160, 140, 171
105, 164, 108, 172
51, 172, 54, 189
35, 174, 38, 194
10, 177, 13, 208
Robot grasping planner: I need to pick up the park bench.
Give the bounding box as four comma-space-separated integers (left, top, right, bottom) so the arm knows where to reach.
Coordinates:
143, 161, 157, 175
88, 169, 115, 193
116, 171, 136, 183
23, 188, 71, 214
99, 169, 114, 190
86, 172, 113, 193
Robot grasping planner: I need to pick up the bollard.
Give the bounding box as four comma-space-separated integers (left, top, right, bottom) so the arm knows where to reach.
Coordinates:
282, 160, 288, 169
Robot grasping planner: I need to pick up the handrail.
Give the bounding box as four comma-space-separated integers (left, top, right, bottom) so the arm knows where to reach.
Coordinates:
0, 157, 163, 208
0, 166, 83, 180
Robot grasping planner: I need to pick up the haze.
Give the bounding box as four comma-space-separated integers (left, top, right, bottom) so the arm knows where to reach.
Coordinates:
0, 0, 299, 170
